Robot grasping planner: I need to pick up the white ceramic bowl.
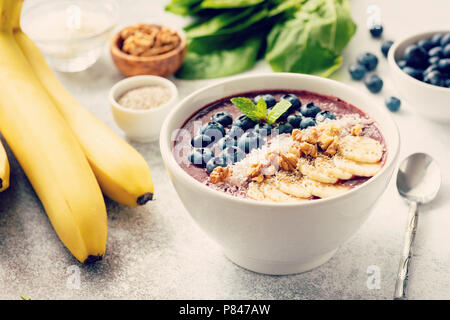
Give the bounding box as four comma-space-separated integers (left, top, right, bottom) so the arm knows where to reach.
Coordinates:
109, 75, 178, 142
388, 30, 450, 123
160, 73, 400, 275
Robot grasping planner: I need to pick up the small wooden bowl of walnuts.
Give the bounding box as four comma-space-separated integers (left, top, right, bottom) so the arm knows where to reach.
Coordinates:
110, 23, 187, 77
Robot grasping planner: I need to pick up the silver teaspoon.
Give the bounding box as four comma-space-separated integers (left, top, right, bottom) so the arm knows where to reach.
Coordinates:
394, 153, 441, 300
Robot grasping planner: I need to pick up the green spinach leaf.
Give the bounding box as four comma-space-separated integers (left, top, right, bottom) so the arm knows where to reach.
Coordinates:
265, 0, 356, 77
176, 36, 263, 79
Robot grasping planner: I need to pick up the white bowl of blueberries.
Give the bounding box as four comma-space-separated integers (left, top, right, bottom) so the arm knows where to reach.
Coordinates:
388, 31, 450, 123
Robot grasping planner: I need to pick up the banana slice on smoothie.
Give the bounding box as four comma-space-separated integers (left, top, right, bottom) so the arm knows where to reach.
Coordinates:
334, 156, 382, 177
298, 156, 352, 184
339, 135, 383, 163
305, 179, 351, 199
275, 172, 312, 199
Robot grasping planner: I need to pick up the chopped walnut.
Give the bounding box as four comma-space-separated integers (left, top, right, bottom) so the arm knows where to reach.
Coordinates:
247, 162, 263, 178
266, 151, 298, 171
351, 124, 363, 136
292, 129, 304, 142
210, 167, 232, 184
120, 24, 180, 57
323, 137, 339, 156
318, 132, 334, 150
302, 127, 319, 144
299, 142, 318, 157
319, 123, 341, 136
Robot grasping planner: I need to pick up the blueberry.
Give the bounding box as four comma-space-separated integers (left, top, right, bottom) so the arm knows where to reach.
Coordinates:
299, 117, 316, 129
300, 102, 321, 118
287, 115, 303, 128
206, 156, 227, 174
440, 33, 450, 47
385, 96, 401, 112
404, 44, 428, 68
315, 111, 335, 123
429, 56, 440, 65
437, 58, 450, 73
381, 40, 394, 57
201, 121, 225, 141
349, 63, 366, 80
221, 146, 245, 164
397, 60, 407, 69
217, 135, 237, 150
423, 71, 444, 87
191, 134, 212, 148
227, 125, 245, 139
446, 79, 450, 88
275, 123, 293, 135
428, 46, 443, 58
237, 131, 264, 153
254, 122, 272, 136
211, 111, 233, 127
369, 24, 383, 38
253, 94, 276, 108
364, 74, 383, 93
424, 64, 438, 77
188, 148, 214, 168
417, 39, 433, 51
403, 66, 423, 81
233, 114, 257, 130
357, 52, 378, 71
443, 44, 450, 58
281, 94, 302, 111
430, 33, 443, 47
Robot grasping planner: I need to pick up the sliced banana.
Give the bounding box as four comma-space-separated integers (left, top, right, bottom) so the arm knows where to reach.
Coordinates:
275, 172, 311, 199
247, 182, 266, 201
334, 156, 381, 177
298, 157, 348, 184
339, 135, 383, 163
261, 179, 299, 202
305, 179, 350, 199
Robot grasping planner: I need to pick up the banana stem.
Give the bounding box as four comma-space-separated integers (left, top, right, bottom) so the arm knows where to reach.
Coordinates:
11, 0, 23, 32
0, 0, 23, 33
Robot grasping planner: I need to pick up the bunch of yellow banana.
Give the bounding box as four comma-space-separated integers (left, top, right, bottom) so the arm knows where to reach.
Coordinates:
0, 140, 9, 192
0, 0, 155, 263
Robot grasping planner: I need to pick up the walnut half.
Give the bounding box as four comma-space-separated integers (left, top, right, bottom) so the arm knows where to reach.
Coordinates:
210, 167, 232, 184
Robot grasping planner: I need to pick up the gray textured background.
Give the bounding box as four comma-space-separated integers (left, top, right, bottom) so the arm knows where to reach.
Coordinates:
0, 0, 449, 299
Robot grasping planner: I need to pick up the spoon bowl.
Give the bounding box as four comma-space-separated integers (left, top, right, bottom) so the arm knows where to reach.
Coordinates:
397, 153, 441, 204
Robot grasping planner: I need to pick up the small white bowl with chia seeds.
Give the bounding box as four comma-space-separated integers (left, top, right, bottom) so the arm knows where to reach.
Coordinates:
109, 75, 178, 142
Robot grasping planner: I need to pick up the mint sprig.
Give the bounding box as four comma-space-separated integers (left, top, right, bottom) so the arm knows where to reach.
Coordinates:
230, 97, 291, 125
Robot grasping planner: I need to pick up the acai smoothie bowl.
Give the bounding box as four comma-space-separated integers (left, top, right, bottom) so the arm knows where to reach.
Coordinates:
160, 73, 400, 275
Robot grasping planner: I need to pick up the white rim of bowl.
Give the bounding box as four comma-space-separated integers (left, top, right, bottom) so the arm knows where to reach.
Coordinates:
388, 30, 450, 92
160, 73, 400, 208
109, 75, 178, 114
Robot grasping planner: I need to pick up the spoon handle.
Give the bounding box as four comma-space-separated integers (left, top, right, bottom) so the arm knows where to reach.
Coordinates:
394, 201, 419, 300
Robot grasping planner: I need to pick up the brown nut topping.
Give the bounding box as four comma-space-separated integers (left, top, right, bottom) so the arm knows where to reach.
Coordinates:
120, 24, 180, 57
351, 124, 363, 136
210, 167, 232, 184
247, 162, 263, 178
299, 142, 318, 157
323, 137, 339, 156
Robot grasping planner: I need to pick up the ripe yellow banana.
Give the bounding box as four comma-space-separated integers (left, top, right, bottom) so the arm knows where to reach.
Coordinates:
0, 139, 10, 192
12, 2, 154, 206
0, 0, 107, 263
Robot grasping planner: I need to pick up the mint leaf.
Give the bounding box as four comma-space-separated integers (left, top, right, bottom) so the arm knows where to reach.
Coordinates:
267, 100, 291, 125
255, 98, 267, 120
230, 97, 261, 122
